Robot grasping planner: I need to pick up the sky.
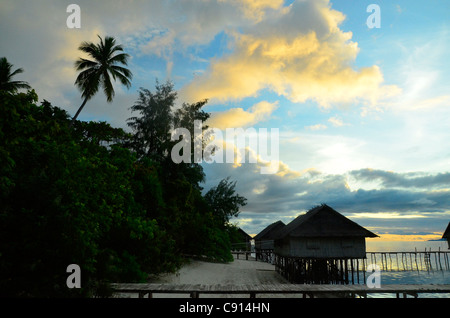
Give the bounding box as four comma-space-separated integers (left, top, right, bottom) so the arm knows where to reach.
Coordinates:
1, 0, 450, 241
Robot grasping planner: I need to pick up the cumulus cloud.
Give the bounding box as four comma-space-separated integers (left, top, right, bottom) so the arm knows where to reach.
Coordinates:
305, 124, 327, 131
3, 0, 447, 238
0, 0, 400, 122
203, 161, 450, 235
0, 0, 260, 119
348, 169, 450, 190
207, 101, 278, 129
221, 0, 285, 22
182, 0, 400, 108
0, 1, 121, 118
328, 116, 348, 127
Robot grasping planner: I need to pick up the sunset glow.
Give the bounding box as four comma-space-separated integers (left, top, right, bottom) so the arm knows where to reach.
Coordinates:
1, 0, 449, 240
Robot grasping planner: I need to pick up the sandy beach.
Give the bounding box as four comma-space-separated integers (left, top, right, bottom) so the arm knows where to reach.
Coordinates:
115, 257, 296, 298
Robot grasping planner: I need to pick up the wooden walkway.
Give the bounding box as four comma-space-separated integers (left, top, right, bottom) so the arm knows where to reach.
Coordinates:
232, 250, 450, 271
111, 283, 450, 298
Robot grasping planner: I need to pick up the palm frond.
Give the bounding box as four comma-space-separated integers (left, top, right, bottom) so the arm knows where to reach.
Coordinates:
109, 66, 132, 88
72, 36, 133, 120
78, 41, 101, 61
74, 58, 98, 71
0, 57, 31, 92
101, 70, 115, 102
9, 67, 25, 78
9, 81, 31, 90
75, 68, 101, 100
109, 53, 130, 65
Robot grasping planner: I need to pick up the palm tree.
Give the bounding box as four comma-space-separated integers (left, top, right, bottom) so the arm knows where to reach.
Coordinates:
0, 57, 31, 93
72, 35, 133, 123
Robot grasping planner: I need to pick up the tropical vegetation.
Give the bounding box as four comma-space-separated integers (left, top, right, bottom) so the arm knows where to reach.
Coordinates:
0, 57, 31, 93
0, 37, 247, 298
72, 35, 133, 123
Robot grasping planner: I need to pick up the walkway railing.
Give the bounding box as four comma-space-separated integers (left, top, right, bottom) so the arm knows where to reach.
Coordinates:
232, 249, 450, 272
111, 282, 450, 298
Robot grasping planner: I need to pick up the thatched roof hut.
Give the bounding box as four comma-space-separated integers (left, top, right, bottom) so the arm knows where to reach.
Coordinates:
254, 220, 285, 250
443, 222, 450, 249
237, 228, 252, 242
229, 227, 253, 251
274, 204, 378, 259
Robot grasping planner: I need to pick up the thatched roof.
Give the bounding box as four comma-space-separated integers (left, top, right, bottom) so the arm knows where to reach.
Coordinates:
276, 204, 378, 239
443, 222, 450, 239
254, 220, 285, 241
237, 228, 252, 242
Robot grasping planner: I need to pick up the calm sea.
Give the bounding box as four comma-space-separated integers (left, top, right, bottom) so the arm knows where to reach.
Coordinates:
362, 240, 450, 298
366, 239, 449, 253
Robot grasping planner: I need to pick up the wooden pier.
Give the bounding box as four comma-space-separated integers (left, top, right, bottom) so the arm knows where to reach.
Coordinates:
366, 249, 450, 272
229, 249, 450, 286
231, 251, 255, 261
233, 249, 450, 270
270, 250, 450, 284
111, 283, 450, 298
231, 250, 274, 262
275, 255, 364, 284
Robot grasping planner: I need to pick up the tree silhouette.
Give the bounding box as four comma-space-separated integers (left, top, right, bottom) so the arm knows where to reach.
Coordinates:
127, 81, 176, 160
0, 57, 31, 93
205, 177, 247, 225
72, 35, 133, 123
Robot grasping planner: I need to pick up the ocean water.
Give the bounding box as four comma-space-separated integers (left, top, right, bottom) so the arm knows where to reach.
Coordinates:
249, 240, 450, 297
361, 240, 450, 298
365, 240, 449, 253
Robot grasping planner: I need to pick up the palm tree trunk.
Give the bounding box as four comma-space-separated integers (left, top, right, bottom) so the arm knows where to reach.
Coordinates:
70, 96, 89, 126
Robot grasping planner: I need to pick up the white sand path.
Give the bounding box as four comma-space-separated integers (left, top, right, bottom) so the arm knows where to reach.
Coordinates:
116, 257, 299, 298
152, 258, 288, 285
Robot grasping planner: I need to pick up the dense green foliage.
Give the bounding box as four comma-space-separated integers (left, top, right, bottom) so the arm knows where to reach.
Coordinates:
0, 82, 246, 297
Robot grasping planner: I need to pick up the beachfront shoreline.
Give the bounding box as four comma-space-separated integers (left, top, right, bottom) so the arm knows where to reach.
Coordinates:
113, 251, 450, 299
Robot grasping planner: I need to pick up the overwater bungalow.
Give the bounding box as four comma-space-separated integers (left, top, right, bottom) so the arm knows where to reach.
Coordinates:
443, 222, 450, 249
254, 220, 285, 251
254, 220, 285, 262
233, 228, 253, 251
274, 204, 378, 259
273, 204, 378, 284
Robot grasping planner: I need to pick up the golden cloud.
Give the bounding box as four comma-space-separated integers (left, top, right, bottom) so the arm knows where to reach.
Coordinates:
221, 0, 285, 22
182, 0, 400, 108
207, 101, 278, 129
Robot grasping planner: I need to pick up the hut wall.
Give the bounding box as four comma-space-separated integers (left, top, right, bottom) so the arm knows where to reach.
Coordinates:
255, 240, 274, 250
275, 237, 366, 259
